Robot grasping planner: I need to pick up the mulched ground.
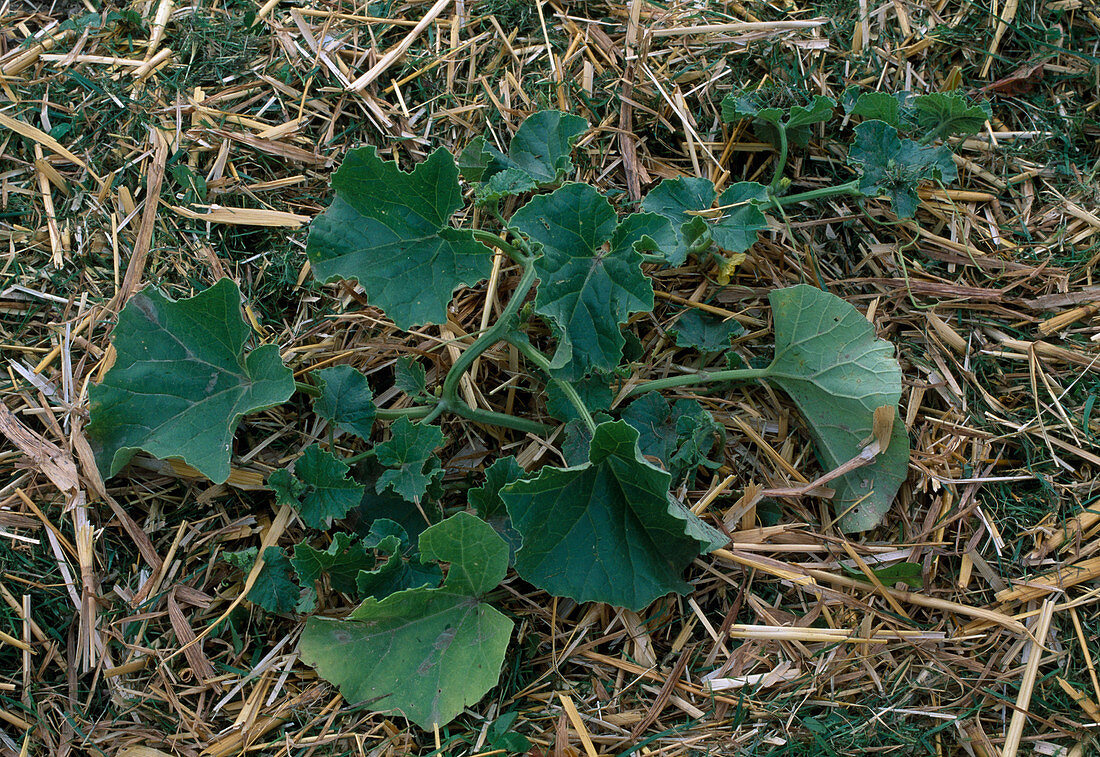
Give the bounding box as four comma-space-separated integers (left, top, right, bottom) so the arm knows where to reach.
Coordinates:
1, 1, 1098, 755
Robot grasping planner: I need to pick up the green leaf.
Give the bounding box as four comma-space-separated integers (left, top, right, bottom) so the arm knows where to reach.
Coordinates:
545, 373, 613, 423
300, 512, 513, 729
223, 546, 301, 614
374, 417, 446, 501
355, 530, 443, 600
841, 560, 923, 589
763, 285, 909, 531
270, 444, 364, 530
640, 177, 767, 262
291, 532, 374, 595
469, 456, 526, 561
312, 365, 375, 440
672, 309, 742, 352
306, 146, 492, 329
910, 92, 991, 139
620, 393, 724, 483
351, 455, 441, 541
513, 184, 654, 380
394, 356, 428, 398
721, 93, 835, 146
88, 278, 294, 484
710, 182, 770, 253
848, 120, 956, 218
502, 420, 705, 610
639, 176, 713, 265
460, 111, 587, 202
845, 91, 905, 129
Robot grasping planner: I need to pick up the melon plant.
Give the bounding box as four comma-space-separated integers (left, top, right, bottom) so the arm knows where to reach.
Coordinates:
87, 92, 986, 729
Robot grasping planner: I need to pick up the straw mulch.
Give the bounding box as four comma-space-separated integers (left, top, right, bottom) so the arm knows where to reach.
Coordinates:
1, 1, 1098, 755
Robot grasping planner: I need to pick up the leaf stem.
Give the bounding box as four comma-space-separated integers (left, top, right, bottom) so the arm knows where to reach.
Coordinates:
768, 123, 789, 193
294, 380, 320, 397
376, 406, 435, 421
625, 366, 771, 398
769, 179, 862, 208
432, 263, 546, 434
471, 229, 531, 266
507, 335, 597, 434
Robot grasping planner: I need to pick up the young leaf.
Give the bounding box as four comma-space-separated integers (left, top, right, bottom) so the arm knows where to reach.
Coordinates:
394, 356, 428, 398
459, 110, 587, 202
848, 120, 957, 218
270, 444, 365, 530
469, 456, 526, 561
501, 420, 705, 610
355, 535, 443, 600
88, 278, 294, 484
351, 455, 441, 541
640, 177, 767, 263
844, 90, 905, 129
300, 512, 513, 729
620, 393, 724, 483
223, 546, 301, 614
312, 365, 375, 440
672, 309, 742, 352
763, 285, 909, 531
513, 183, 654, 380
910, 92, 991, 139
306, 146, 492, 329
291, 532, 374, 595
374, 417, 446, 501
639, 176, 713, 264
721, 93, 835, 146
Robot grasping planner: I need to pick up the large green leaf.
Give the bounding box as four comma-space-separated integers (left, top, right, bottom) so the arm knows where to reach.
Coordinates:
763, 285, 908, 531
312, 365, 375, 440
513, 183, 654, 380
269, 444, 364, 530
306, 146, 491, 329
848, 120, 956, 218
300, 512, 513, 729
88, 278, 294, 484
459, 110, 587, 202
501, 420, 704, 610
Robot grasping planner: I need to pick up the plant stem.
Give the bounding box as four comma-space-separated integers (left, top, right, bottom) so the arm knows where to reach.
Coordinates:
507, 335, 597, 434
770, 179, 861, 208
376, 406, 435, 421
625, 366, 771, 398
294, 380, 320, 397
433, 262, 544, 433
768, 123, 789, 193
471, 229, 531, 266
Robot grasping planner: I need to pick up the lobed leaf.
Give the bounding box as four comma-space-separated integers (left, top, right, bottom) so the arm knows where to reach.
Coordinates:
373, 417, 446, 502
513, 183, 654, 380
501, 420, 705, 610
223, 546, 301, 614
291, 532, 373, 595
312, 365, 375, 440
88, 278, 294, 484
460, 110, 588, 202
763, 285, 909, 531
306, 146, 492, 329
300, 512, 513, 729
672, 309, 743, 352
640, 177, 767, 264
270, 444, 364, 530
848, 120, 957, 218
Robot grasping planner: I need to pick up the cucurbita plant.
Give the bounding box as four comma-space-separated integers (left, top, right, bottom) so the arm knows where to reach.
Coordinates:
87, 91, 987, 728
